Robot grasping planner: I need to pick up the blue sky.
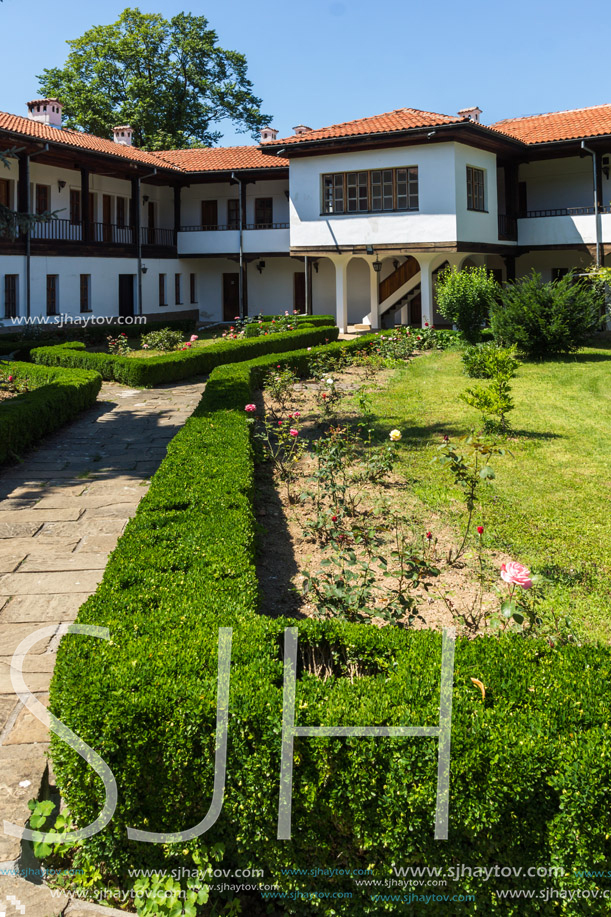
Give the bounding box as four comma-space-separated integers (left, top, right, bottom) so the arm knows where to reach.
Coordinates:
1, 0, 609, 145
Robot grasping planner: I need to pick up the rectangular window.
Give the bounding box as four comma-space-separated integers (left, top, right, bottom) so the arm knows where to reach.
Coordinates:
0, 179, 11, 209
227, 199, 240, 229
322, 173, 345, 213
466, 166, 486, 212
323, 168, 418, 214
254, 197, 273, 226
201, 200, 218, 228
79, 274, 91, 313
116, 197, 126, 228
70, 189, 81, 224
396, 167, 419, 210
46, 274, 58, 316
36, 184, 50, 215
4, 275, 18, 319
190, 273, 197, 304
346, 172, 368, 212
174, 273, 182, 305
159, 273, 167, 306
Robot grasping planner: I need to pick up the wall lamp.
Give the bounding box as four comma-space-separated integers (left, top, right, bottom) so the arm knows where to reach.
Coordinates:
393, 259, 400, 271
57, 180, 66, 192
141, 264, 148, 274
373, 256, 382, 273
256, 260, 266, 274
142, 195, 150, 204
313, 260, 319, 274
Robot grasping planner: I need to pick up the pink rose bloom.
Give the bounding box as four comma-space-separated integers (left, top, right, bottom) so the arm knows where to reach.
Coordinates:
8, 375, 13, 382
142, 344, 149, 349
501, 561, 533, 589
289, 429, 298, 437
292, 411, 300, 418
307, 347, 312, 351
244, 404, 256, 413
190, 334, 198, 341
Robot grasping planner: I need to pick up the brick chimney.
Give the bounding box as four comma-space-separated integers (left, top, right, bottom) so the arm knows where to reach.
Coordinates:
27, 98, 63, 128
113, 126, 134, 146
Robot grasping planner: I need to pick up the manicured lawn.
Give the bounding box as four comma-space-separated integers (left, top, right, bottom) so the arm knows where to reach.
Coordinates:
371, 339, 611, 641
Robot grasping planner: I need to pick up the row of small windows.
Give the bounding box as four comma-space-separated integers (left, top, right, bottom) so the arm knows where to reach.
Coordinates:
322, 168, 419, 214
2, 273, 198, 317
159, 273, 198, 306
321, 166, 489, 215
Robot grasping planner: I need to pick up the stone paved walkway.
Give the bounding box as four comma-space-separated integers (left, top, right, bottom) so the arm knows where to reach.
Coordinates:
0, 377, 206, 914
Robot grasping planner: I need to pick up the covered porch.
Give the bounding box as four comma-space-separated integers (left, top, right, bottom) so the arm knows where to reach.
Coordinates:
304, 250, 508, 333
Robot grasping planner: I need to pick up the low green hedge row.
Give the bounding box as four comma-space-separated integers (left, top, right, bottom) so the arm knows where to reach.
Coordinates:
256, 314, 336, 326
49, 337, 611, 915
243, 318, 336, 337
31, 326, 339, 387
0, 362, 102, 463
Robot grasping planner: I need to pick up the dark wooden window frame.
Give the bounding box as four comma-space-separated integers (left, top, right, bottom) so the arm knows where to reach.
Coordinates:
227, 198, 240, 229
159, 273, 167, 307
174, 273, 182, 305
46, 274, 58, 316
190, 273, 197, 304
36, 184, 51, 216
321, 167, 419, 215
4, 274, 18, 319
79, 274, 91, 313
466, 166, 487, 212
254, 197, 274, 227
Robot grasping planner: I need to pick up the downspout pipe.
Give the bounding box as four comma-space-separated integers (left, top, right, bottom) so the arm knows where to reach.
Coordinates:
230, 171, 244, 318
135, 168, 157, 315
581, 141, 601, 267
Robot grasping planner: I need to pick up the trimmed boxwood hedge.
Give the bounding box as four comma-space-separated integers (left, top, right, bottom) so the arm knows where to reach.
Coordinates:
31, 326, 339, 387
0, 362, 102, 463
49, 337, 611, 915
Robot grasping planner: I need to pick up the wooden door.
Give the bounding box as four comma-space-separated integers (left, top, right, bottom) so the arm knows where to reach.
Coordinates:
293, 273, 305, 313
46, 275, 58, 316
4, 275, 17, 318
222, 273, 240, 321
254, 197, 273, 227
118, 274, 134, 317
103, 194, 112, 242
409, 293, 421, 327
201, 200, 218, 228
0, 179, 10, 208
36, 184, 50, 215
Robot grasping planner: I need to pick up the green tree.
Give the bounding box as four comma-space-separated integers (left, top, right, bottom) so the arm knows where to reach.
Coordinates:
435, 266, 499, 342
37, 8, 272, 150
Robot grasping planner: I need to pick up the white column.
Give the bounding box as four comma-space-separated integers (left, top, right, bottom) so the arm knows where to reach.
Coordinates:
333, 257, 349, 333
366, 260, 380, 329
399, 303, 409, 325
418, 254, 436, 328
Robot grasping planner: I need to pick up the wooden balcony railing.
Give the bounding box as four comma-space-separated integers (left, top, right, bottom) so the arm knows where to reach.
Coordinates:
378, 257, 420, 304
522, 205, 610, 218
25, 219, 175, 247
179, 222, 289, 232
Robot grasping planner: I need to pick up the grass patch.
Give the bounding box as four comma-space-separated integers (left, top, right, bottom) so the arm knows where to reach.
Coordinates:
371, 340, 611, 639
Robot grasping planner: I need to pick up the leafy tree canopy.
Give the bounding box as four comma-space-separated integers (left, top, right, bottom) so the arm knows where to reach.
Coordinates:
37, 8, 272, 150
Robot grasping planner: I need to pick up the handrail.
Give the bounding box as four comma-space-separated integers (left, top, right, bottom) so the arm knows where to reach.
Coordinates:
378, 257, 420, 304
179, 222, 289, 232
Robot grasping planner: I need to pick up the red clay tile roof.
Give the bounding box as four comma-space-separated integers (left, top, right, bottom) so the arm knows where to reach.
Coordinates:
0, 110, 287, 173
0, 110, 180, 170
262, 107, 464, 146
491, 104, 611, 144
157, 145, 288, 171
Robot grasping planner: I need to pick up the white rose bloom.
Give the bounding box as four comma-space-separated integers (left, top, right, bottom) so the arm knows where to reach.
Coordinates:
389, 429, 402, 441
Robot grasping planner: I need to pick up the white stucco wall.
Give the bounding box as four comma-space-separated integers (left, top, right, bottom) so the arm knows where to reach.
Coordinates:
454, 142, 500, 244
518, 156, 605, 212
288, 143, 459, 248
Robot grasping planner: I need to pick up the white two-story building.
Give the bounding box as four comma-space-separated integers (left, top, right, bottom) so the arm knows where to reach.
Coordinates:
1, 98, 610, 331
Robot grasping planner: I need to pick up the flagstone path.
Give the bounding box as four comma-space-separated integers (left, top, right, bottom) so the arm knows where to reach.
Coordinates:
0, 377, 207, 914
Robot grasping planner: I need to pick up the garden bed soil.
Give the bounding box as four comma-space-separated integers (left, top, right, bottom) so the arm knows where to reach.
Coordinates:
254, 361, 511, 634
